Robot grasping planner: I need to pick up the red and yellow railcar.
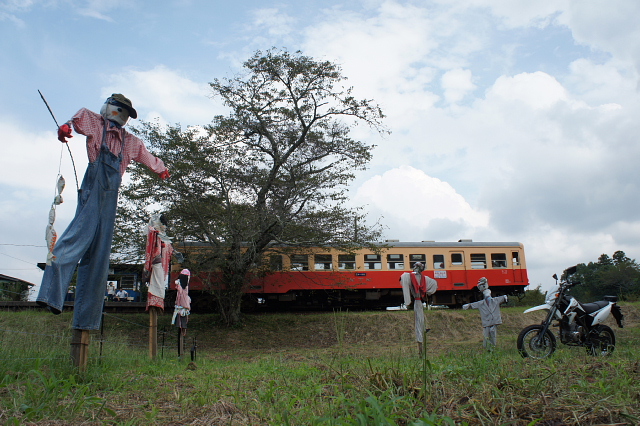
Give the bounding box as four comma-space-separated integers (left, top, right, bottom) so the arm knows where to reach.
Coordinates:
175, 240, 529, 310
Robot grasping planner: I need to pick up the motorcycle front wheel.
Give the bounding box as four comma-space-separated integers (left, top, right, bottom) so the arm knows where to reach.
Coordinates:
586, 324, 616, 356
517, 325, 557, 359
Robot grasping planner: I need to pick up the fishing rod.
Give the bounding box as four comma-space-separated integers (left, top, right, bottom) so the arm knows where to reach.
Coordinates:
38, 89, 79, 191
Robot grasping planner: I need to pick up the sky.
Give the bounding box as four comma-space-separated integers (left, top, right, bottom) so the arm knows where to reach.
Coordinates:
2, 0, 640, 299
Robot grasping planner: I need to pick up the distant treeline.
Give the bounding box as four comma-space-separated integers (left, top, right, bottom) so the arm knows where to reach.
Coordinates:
513, 250, 640, 305
567, 250, 640, 301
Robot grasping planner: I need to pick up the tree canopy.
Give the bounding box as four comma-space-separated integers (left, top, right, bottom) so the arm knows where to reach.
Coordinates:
569, 250, 640, 301
113, 49, 387, 325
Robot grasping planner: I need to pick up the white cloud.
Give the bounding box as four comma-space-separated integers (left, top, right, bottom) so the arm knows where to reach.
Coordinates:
250, 8, 296, 36
441, 68, 476, 104
565, 1, 640, 65
0, 121, 86, 193
454, 0, 569, 28
76, 0, 131, 21
353, 165, 489, 238
486, 71, 568, 109
101, 66, 226, 126
302, 3, 438, 95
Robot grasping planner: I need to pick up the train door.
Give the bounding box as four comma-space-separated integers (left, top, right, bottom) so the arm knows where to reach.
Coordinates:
449, 251, 468, 288
511, 250, 524, 282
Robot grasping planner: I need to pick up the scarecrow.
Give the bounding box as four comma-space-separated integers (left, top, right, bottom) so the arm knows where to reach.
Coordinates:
172, 269, 191, 358
400, 262, 437, 354
143, 214, 183, 311
37, 94, 170, 331
172, 269, 191, 335
463, 277, 508, 351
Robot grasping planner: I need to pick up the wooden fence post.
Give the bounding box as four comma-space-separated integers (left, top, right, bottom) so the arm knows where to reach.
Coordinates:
149, 306, 158, 359
178, 327, 184, 359
70, 329, 90, 371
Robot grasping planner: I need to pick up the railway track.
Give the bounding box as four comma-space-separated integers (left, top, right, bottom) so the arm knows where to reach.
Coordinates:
0, 301, 147, 313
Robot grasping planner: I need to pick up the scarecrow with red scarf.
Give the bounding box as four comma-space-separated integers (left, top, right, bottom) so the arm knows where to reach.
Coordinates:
400, 262, 437, 354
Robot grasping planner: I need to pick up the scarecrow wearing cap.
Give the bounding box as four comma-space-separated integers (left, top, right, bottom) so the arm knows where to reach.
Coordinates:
400, 262, 437, 354
36, 94, 170, 331
172, 269, 191, 335
463, 277, 508, 351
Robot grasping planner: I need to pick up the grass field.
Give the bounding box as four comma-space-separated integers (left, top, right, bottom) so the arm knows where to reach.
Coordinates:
0, 303, 639, 425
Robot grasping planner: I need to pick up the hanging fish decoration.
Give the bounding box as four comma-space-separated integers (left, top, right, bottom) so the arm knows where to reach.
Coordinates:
45, 175, 65, 265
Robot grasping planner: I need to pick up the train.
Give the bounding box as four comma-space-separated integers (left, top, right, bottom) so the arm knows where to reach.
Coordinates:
171, 240, 529, 311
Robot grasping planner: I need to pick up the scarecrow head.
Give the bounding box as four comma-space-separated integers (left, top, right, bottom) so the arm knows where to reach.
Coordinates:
477, 277, 488, 293
149, 213, 167, 234
100, 93, 137, 127
178, 269, 190, 289
413, 262, 425, 273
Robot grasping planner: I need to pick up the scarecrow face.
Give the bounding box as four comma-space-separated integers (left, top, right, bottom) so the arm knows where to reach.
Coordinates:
100, 97, 130, 126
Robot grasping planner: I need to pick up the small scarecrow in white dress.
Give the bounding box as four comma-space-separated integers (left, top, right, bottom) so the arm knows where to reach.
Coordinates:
143, 214, 183, 311
463, 277, 508, 351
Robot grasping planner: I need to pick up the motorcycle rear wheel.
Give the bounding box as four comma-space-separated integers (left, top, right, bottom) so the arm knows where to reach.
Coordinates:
517, 325, 556, 359
586, 324, 616, 356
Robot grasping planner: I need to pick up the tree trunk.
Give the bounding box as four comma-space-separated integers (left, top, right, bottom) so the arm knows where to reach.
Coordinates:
215, 270, 247, 326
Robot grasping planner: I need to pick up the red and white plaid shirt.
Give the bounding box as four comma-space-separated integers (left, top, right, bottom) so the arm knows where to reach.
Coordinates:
70, 108, 167, 176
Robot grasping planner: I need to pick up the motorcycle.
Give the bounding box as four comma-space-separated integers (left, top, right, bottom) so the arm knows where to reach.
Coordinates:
517, 265, 624, 359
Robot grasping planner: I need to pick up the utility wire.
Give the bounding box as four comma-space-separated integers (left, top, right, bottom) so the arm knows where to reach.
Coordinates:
0, 251, 39, 265
0, 244, 46, 247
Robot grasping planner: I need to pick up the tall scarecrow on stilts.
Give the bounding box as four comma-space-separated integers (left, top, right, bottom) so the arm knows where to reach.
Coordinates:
37, 94, 170, 331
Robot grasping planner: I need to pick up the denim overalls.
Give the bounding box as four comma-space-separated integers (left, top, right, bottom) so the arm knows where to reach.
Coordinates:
37, 125, 124, 330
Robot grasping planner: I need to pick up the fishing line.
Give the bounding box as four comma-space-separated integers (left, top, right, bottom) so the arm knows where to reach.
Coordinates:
38, 89, 79, 191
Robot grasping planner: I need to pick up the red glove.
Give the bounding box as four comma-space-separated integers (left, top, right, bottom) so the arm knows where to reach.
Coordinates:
58, 124, 73, 143
159, 170, 170, 180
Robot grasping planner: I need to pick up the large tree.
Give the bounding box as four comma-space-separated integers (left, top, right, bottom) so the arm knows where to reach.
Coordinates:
114, 49, 386, 325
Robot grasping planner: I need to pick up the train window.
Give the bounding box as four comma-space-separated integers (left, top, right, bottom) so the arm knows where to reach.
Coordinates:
270, 254, 283, 271
433, 254, 445, 269
314, 254, 333, 271
290, 254, 309, 271
119, 275, 136, 290
491, 253, 507, 268
338, 254, 356, 270
364, 254, 382, 270
451, 253, 463, 266
512, 251, 520, 266
410, 254, 427, 269
387, 254, 404, 270
471, 253, 487, 269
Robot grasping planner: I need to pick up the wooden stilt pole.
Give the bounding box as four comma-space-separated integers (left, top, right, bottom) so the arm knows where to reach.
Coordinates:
149, 306, 158, 359
70, 329, 90, 371
178, 327, 184, 359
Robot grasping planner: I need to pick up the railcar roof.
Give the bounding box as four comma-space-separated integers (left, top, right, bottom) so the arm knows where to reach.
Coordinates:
371, 241, 523, 248
177, 241, 524, 248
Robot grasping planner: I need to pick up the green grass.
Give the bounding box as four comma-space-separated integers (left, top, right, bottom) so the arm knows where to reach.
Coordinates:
0, 304, 639, 425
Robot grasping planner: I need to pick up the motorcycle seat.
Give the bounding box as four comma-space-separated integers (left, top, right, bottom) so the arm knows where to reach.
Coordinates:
579, 300, 609, 314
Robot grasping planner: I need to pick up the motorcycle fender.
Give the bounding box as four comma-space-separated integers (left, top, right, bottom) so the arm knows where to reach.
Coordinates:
591, 304, 612, 325
524, 304, 552, 314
